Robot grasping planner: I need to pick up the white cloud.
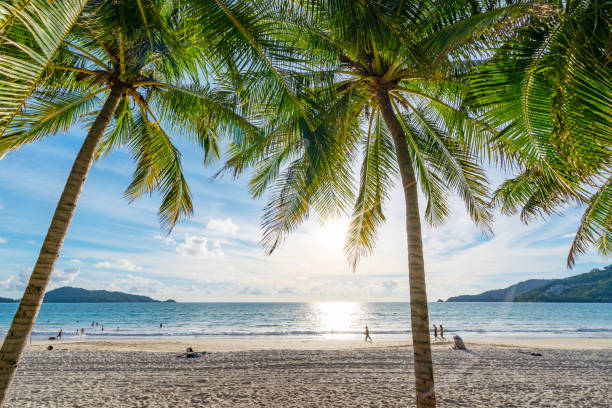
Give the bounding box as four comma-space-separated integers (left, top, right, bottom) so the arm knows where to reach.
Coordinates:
154, 234, 176, 246
382, 280, 398, 293
207, 218, 239, 235
0, 269, 29, 292
562, 233, 575, 239
239, 286, 264, 295
176, 234, 224, 259
277, 287, 297, 295
49, 267, 80, 289
0, 236, 8, 244
105, 274, 165, 295
94, 259, 143, 272
1, 267, 80, 293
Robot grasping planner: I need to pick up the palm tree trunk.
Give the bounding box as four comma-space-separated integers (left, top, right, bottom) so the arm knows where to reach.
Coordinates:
377, 87, 436, 408
0, 82, 125, 406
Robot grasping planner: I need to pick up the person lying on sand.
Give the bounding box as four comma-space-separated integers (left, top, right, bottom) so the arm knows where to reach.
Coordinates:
177, 347, 206, 358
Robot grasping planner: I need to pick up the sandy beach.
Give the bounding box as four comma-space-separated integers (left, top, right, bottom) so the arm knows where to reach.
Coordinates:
5, 337, 611, 407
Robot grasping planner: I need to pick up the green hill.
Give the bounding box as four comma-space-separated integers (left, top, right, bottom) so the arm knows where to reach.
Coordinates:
446, 279, 552, 302
515, 265, 612, 302
0, 296, 18, 303
43, 287, 173, 303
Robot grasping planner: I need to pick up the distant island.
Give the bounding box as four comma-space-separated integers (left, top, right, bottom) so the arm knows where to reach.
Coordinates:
42, 287, 176, 303
0, 296, 18, 303
446, 279, 553, 302
515, 266, 612, 302
446, 265, 612, 302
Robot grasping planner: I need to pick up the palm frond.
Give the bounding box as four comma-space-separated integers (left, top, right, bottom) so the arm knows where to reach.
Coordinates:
1, 87, 103, 153
568, 177, 611, 267
345, 109, 397, 270
125, 111, 193, 232
0, 0, 88, 137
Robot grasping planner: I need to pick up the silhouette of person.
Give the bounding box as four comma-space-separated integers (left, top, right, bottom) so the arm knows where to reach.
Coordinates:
433, 324, 439, 341
364, 325, 372, 343
440, 324, 445, 341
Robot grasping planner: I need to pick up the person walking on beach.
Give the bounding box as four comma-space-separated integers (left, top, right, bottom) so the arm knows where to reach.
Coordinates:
364, 325, 372, 343
57, 329, 63, 340
80, 328, 84, 337
101, 325, 104, 333
433, 324, 438, 341
440, 324, 445, 341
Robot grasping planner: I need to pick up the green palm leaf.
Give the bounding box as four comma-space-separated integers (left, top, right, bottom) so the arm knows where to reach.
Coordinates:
0, 0, 88, 137
569, 177, 612, 267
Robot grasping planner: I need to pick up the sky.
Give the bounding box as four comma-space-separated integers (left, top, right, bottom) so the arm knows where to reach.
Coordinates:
0, 127, 607, 302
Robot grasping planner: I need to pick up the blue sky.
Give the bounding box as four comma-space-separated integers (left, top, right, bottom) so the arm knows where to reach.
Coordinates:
0, 126, 607, 302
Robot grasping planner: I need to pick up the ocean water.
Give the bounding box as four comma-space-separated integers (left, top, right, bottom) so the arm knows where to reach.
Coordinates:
0, 302, 611, 341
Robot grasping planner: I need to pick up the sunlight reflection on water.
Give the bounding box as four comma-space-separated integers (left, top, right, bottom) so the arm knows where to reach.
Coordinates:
312, 302, 364, 338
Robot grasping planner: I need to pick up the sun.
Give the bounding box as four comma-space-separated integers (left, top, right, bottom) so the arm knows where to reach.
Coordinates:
316, 219, 347, 250
313, 302, 360, 335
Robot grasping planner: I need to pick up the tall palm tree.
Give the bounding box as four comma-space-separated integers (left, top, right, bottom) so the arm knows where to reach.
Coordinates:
0, 0, 256, 403
469, 0, 611, 266
223, 1, 533, 406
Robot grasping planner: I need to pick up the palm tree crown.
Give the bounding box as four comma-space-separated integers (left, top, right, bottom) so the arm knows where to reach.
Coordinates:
469, 0, 611, 266
1, 0, 255, 229
0, 0, 258, 403
223, 1, 534, 406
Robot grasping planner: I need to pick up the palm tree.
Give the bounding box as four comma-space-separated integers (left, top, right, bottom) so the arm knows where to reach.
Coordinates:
223, 1, 533, 406
0, 0, 257, 402
469, 0, 611, 267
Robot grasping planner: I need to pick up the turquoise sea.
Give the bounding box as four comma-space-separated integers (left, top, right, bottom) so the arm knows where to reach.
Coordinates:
1, 302, 611, 340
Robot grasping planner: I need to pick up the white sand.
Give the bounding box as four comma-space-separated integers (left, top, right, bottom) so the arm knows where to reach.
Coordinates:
6, 338, 612, 407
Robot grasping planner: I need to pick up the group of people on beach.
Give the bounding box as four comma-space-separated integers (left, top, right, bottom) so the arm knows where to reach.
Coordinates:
432, 324, 446, 341
55, 321, 162, 341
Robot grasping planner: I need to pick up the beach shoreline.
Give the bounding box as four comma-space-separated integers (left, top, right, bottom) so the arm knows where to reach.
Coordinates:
25, 335, 612, 352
